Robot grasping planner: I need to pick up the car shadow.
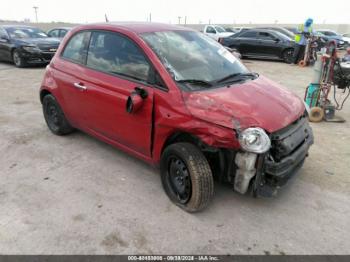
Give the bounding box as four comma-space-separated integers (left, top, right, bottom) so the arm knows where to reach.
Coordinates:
0, 61, 48, 70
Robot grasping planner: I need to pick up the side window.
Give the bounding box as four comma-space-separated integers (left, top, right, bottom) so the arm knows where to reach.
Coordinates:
240, 31, 257, 38
86, 31, 151, 82
62, 31, 91, 64
0, 28, 8, 38
258, 32, 274, 39
206, 26, 216, 34
48, 29, 59, 37
59, 29, 68, 38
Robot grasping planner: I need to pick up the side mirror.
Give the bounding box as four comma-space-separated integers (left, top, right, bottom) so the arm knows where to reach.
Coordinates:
126, 87, 148, 114
274, 38, 280, 42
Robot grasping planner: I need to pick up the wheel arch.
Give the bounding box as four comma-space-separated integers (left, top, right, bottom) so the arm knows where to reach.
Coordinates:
40, 89, 52, 104
161, 132, 205, 155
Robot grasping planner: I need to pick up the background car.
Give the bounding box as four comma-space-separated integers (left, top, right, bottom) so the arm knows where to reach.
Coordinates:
0, 25, 60, 67
219, 29, 295, 63
342, 33, 350, 46
257, 26, 295, 39
316, 29, 347, 49
224, 27, 239, 34
284, 27, 298, 34
203, 25, 234, 41
47, 27, 72, 40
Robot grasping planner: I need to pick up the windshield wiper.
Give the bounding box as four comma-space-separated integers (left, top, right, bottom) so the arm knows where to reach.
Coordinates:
176, 79, 213, 87
216, 72, 259, 84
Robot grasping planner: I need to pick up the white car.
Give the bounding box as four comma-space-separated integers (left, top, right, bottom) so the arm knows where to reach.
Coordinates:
342, 33, 350, 46
203, 25, 234, 41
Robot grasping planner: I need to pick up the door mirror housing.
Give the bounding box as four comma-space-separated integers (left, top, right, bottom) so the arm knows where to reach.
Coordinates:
126, 87, 148, 114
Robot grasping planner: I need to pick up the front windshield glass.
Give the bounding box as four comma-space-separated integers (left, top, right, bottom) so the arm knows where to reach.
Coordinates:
274, 31, 292, 41
141, 30, 249, 89
215, 26, 226, 33
6, 27, 48, 39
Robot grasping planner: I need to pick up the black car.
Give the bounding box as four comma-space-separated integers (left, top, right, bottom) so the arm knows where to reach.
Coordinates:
0, 25, 60, 67
47, 27, 72, 39
219, 29, 295, 63
257, 27, 295, 39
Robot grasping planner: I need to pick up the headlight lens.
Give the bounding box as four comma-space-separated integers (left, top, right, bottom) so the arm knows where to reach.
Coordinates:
22, 45, 41, 52
238, 127, 271, 153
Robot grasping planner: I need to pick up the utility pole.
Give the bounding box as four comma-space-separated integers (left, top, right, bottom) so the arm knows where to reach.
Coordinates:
184, 16, 187, 25
149, 13, 152, 22
209, 19, 211, 25
33, 6, 39, 23
178, 16, 182, 24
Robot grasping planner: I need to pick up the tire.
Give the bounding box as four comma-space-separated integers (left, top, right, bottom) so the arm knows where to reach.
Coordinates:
12, 50, 26, 68
42, 94, 75, 135
309, 107, 324, 122
160, 142, 214, 212
282, 48, 294, 64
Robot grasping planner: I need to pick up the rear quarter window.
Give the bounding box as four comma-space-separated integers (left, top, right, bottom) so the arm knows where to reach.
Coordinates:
61, 31, 91, 64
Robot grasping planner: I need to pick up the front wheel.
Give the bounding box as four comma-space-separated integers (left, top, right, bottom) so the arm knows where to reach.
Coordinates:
160, 142, 214, 212
12, 50, 26, 68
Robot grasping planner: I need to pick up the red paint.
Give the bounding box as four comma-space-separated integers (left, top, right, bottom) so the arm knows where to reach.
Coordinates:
40, 22, 305, 165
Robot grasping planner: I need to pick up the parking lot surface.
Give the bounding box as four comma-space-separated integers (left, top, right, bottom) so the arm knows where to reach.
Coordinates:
0, 59, 349, 254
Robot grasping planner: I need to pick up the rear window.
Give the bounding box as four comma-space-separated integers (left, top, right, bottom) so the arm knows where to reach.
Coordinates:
61, 31, 91, 64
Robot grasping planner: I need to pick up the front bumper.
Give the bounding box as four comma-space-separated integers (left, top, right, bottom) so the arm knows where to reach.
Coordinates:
230, 114, 314, 197
255, 115, 314, 196
18, 49, 56, 64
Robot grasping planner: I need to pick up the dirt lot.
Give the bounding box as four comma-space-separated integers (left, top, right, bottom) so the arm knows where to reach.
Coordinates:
0, 59, 349, 255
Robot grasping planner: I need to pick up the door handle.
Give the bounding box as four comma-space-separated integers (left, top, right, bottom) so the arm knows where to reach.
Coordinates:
73, 82, 87, 91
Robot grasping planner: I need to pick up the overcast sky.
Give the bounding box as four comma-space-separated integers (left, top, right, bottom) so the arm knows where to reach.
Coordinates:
1, 0, 350, 24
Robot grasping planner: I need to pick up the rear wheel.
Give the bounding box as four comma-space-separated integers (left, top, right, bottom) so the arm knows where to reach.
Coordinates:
160, 142, 214, 212
282, 48, 294, 64
12, 50, 26, 68
42, 94, 75, 135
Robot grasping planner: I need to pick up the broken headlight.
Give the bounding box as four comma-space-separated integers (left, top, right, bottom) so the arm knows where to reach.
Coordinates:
238, 127, 271, 154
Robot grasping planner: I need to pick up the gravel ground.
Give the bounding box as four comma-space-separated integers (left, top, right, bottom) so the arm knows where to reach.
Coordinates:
0, 58, 349, 255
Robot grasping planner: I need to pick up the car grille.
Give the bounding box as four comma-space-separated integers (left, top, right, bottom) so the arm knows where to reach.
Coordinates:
38, 44, 59, 52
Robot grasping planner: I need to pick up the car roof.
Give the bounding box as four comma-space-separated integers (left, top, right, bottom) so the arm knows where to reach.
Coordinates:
242, 28, 277, 33
75, 22, 193, 34
48, 27, 72, 30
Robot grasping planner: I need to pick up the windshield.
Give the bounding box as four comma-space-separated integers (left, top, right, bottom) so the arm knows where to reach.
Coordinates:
215, 26, 226, 33
277, 28, 295, 38
6, 27, 48, 39
274, 31, 293, 41
141, 30, 249, 89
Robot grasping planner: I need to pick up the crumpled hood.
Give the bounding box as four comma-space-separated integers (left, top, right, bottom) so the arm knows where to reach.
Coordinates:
183, 76, 305, 133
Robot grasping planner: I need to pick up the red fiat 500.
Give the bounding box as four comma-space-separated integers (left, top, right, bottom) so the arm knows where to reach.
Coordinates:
40, 23, 313, 212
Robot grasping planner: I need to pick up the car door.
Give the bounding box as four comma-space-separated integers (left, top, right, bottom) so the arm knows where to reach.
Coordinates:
236, 30, 258, 54
53, 31, 92, 127
257, 31, 281, 57
0, 27, 12, 61
79, 30, 154, 156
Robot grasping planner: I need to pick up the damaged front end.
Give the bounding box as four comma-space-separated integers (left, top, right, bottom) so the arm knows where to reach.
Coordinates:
212, 114, 314, 197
